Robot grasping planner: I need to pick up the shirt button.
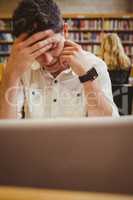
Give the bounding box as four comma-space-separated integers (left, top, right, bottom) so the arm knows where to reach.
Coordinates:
53, 99, 57, 102
77, 93, 81, 97
54, 80, 58, 84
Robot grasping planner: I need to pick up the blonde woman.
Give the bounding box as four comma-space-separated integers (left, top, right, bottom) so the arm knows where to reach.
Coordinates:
100, 33, 131, 84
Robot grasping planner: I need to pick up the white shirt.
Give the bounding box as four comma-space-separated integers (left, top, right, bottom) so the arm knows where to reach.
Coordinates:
17, 51, 119, 118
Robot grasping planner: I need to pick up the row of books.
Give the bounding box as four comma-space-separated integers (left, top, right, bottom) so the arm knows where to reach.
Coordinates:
0, 44, 11, 53
103, 20, 133, 30
81, 44, 133, 58
82, 44, 100, 55
65, 19, 133, 30
0, 33, 13, 42
66, 19, 102, 30
0, 20, 12, 30
124, 46, 133, 55
68, 32, 133, 44
0, 56, 7, 64
1, 18, 133, 32
69, 32, 101, 43
119, 33, 133, 42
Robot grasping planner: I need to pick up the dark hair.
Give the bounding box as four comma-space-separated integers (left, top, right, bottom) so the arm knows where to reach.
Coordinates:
12, 0, 63, 37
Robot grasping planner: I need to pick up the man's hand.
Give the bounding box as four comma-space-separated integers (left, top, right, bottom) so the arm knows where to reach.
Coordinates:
5, 30, 55, 83
60, 40, 88, 76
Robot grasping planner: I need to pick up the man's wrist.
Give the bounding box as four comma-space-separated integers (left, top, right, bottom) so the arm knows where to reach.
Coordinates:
76, 65, 88, 77
78, 67, 98, 83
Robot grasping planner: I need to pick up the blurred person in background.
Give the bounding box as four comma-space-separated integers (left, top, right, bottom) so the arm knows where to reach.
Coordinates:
100, 33, 131, 84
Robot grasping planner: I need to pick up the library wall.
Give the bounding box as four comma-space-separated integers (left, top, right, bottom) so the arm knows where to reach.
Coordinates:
0, 0, 132, 16
56, 0, 132, 13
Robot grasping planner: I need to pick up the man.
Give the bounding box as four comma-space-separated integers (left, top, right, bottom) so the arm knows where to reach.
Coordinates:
0, 0, 118, 119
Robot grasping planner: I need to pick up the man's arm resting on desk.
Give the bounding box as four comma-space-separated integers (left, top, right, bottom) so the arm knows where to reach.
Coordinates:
83, 79, 113, 116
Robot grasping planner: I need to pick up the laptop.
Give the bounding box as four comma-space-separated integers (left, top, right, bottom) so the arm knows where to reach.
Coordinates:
0, 116, 133, 195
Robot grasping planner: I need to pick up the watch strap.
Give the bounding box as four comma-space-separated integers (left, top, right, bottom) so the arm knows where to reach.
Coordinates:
79, 67, 98, 83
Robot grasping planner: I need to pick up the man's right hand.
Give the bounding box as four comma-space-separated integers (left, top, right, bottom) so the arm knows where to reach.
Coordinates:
5, 30, 54, 84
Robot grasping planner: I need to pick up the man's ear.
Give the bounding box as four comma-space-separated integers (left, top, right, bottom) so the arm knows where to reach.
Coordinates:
63, 23, 69, 39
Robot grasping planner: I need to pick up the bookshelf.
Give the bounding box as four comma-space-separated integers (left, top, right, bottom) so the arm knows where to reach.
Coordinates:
0, 13, 133, 65
64, 14, 133, 63
0, 16, 13, 64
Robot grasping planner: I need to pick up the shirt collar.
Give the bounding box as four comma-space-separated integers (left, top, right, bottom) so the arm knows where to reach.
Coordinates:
40, 66, 76, 79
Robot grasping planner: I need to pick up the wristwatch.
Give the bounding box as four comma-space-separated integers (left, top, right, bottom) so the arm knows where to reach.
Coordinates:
79, 67, 98, 83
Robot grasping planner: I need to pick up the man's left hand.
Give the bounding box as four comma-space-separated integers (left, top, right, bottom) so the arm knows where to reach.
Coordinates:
60, 40, 88, 76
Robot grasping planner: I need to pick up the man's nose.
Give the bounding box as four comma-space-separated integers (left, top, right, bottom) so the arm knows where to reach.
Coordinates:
44, 53, 53, 64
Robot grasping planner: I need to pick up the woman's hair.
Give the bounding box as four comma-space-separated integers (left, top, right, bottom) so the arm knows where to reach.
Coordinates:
12, 0, 63, 37
100, 33, 131, 70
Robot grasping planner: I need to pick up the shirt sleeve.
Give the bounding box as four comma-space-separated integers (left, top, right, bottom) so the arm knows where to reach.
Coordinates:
95, 58, 119, 117
81, 51, 119, 117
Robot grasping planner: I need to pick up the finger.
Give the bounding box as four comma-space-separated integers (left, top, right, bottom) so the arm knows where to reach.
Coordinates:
64, 40, 81, 51
64, 40, 79, 47
29, 35, 60, 54
61, 51, 76, 56
62, 47, 77, 51
32, 43, 53, 59
60, 55, 72, 62
15, 33, 28, 44
24, 30, 54, 47
29, 34, 62, 53
29, 38, 55, 54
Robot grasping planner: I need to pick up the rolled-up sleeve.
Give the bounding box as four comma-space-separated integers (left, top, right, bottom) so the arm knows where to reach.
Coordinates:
95, 59, 119, 117
81, 51, 119, 117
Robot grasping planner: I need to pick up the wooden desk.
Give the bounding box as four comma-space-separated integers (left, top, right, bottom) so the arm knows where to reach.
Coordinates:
0, 187, 133, 200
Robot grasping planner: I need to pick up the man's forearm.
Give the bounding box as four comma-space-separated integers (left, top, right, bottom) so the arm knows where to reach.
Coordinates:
83, 80, 112, 117
0, 74, 19, 119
